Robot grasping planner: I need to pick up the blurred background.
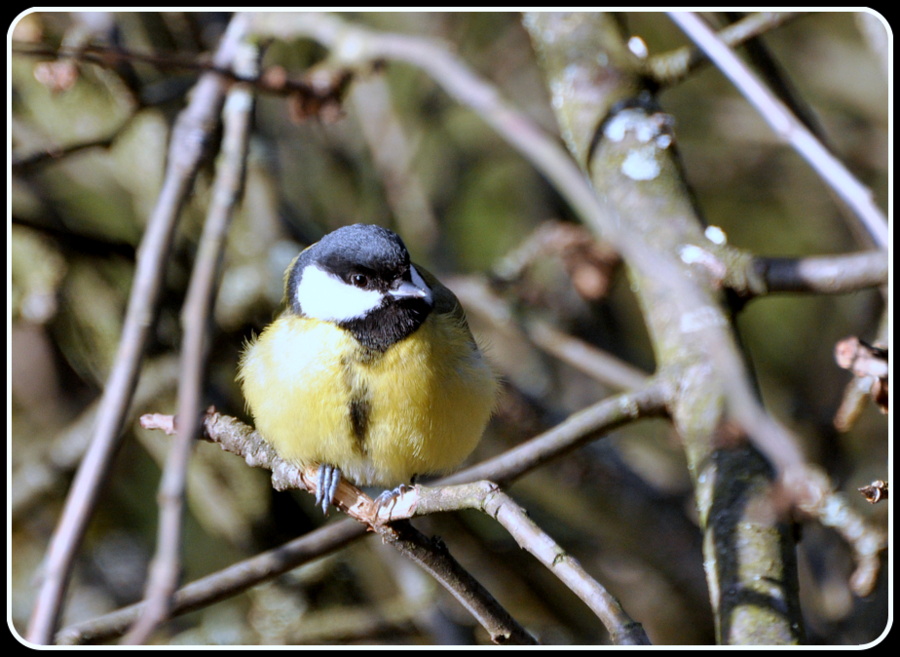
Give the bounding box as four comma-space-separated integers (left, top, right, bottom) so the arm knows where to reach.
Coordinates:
10, 11, 889, 645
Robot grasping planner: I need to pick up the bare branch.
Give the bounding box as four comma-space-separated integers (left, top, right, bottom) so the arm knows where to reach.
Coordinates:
453, 384, 668, 486
55, 521, 367, 644
378, 482, 651, 645
144, 411, 537, 645
668, 12, 889, 249
25, 13, 251, 645
11, 41, 351, 104
647, 12, 805, 85
375, 520, 538, 645
526, 319, 651, 391
122, 38, 258, 645
61, 376, 666, 646
834, 310, 890, 430
751, 251, 888, 296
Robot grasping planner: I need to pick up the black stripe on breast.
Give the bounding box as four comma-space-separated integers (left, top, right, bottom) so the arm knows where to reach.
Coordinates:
349, 397, 371, 452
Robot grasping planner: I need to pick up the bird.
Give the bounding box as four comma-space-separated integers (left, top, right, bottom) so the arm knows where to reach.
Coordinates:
238, 224, 498, 512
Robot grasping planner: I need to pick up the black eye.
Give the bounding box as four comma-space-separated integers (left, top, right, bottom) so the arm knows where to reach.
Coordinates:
349, 273, 369, 288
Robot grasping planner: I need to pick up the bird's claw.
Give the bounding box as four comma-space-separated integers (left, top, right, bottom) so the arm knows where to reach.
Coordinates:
373, 483, 412, 517
315, 464, 341, 514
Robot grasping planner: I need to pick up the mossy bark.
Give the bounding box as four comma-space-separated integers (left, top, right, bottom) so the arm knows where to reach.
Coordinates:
524, 12, 802, 644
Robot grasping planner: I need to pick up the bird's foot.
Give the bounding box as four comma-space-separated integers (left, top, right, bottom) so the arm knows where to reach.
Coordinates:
372, 483, 414, 518
315, 464, 342, 514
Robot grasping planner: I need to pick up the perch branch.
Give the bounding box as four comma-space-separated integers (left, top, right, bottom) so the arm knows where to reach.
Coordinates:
141, 412, 537, 645
59, 380, 665, 646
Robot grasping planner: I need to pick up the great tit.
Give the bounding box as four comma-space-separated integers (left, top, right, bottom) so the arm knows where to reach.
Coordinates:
238, 224, 498, 512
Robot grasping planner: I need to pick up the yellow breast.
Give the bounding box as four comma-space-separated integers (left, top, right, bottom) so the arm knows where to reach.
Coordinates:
238, 313, 497, 487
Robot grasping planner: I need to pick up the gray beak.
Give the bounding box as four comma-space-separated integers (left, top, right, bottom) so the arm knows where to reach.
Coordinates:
389, 267, 433, 304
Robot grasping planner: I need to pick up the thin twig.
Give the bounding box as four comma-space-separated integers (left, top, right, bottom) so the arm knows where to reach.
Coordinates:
143, 412, 537, 645
379, 481, 651, 645
646, 11, 804, 85
668, 11, 889, 249
526, 319, 651, 391
11, 357, 179, 519
719, 12, 834, 154
58, 380, 666, 645
451, 272, 649, 391
349, 74, 440, 250
378, 520, 538, 644
453, 383, 668, 486
246, 12, 622, 250
12, 124, 124, 173
11, 40, 351, 103
55, 520, 367, 644
751, 250, 888, 296
122, 38, 258, 645
25, 13, 250, 646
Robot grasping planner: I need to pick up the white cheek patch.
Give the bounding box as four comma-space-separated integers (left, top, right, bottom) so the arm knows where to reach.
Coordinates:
295, 265, 383, 322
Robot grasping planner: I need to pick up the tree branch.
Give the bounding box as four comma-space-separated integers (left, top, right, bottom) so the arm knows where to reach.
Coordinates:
58, 375, 667, 646
646, 11, 805, 85
25, 13, 251, 645
525, 12, 888, 642
55, 520, 367, 644
450, 384, 668, 486
524, 12, 808, 644
142, 412, 538, 645
378, 481, 651, 644
668, 12, 889, 249
750, 251, 888, 296
122, 37, 258, 645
